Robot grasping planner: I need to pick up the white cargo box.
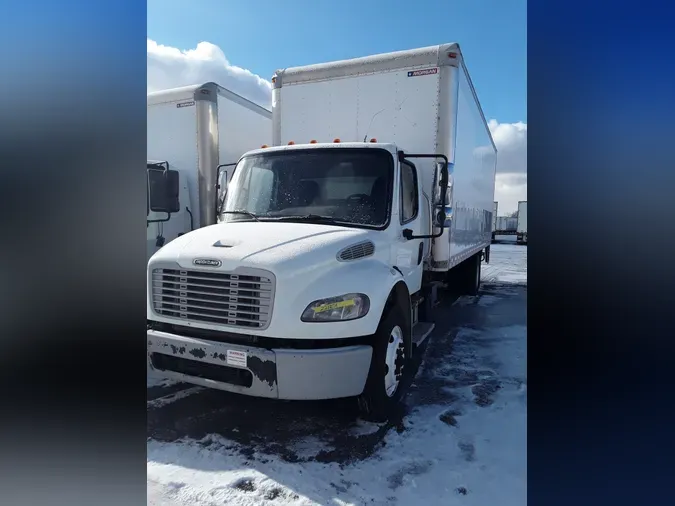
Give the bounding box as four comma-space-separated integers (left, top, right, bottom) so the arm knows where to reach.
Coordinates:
272, 43, 497, 271
147, 82, 272, 229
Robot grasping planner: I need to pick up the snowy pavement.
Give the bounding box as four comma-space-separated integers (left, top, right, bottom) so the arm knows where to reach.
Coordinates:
147, 242, 527, 506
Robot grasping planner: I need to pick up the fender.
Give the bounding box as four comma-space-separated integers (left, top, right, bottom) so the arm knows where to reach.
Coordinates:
290, 257, 407, 337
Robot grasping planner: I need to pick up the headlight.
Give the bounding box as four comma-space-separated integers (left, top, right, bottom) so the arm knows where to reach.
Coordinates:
301, 293, 370, 323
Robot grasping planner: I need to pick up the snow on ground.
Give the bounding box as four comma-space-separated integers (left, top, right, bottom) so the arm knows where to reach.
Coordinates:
482, 237, 526, 285
147, 242, 527, 506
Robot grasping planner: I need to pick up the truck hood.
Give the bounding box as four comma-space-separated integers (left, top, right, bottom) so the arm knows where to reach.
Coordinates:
150, 221, 378, 271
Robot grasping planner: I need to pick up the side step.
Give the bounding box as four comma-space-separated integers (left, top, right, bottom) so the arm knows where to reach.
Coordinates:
412, 321, 435, 354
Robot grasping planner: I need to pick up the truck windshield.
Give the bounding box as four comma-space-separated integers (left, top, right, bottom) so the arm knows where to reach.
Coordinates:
221, 148, 394, 229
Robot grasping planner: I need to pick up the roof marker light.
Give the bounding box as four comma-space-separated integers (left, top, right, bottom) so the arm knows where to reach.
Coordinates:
333, 138, 341, 143
310, 139, 317, 144
370, 138, 377, 143
288, 141, 295, 145
261, 144, 268, 149
448, 52, 457, 59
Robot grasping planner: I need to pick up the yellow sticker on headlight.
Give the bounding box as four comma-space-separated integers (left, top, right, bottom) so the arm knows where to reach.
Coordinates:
313, 299, 356, 313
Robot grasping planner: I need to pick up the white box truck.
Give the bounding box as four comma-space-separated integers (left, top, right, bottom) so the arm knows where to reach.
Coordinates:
146, 44, 497, 421
146, 82, 272, 261
517, 200, 527, 244
492, 201, 498, 241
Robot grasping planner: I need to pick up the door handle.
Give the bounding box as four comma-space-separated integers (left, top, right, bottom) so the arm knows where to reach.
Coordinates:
417, 242, 424, 265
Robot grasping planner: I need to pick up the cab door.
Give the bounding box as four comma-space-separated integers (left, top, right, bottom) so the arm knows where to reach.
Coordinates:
394, 159, 425, 294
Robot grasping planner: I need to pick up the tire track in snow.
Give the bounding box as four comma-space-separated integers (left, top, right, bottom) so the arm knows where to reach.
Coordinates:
147, 386, 203, 409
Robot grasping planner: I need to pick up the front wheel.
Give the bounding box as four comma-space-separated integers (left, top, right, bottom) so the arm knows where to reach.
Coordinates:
358, 308, 412, 422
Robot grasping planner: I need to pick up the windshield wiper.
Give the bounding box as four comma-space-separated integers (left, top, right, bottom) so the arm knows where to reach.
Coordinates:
271, 214, 343, 224
221, 210, 260, 222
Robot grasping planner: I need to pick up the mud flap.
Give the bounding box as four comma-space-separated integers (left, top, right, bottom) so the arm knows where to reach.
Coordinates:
412, 322, 434, 355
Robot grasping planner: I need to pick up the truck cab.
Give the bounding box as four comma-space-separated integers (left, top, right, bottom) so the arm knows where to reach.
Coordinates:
148, 141, 449, 420
216, 142, 444, 302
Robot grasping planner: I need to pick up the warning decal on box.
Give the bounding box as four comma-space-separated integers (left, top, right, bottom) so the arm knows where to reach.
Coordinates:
177, 100, 195, 108
226, 349, 247, 368
407, 68, 438, 78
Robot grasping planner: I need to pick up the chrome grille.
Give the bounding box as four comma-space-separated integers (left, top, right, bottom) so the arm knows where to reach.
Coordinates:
151, 268, 274, 329
338, 241, 375, 261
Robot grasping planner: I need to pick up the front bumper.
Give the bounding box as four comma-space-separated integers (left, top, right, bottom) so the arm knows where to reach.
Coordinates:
147, 329, 373, 400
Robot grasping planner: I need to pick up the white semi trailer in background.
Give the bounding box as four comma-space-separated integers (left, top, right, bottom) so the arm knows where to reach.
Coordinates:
146, 83, 272, 261
492, 201, 498, 241
517, 200, 527, 244
147, 43, 497, 421
495, 216, 518, 235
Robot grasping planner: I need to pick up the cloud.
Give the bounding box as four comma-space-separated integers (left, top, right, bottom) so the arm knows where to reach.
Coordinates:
147, 39, 272, 108
489, 120, 527, 214
147, 39, 526, 213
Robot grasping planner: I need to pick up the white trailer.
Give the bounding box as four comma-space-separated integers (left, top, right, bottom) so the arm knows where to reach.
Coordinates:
146, 82, 272, 261
496, 216, 518, 234
516, 200, 527, 244
147, 43, 497, 421
492, 201, 498, 241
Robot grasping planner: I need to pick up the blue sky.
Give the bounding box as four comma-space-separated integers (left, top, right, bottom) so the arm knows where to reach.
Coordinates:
147, 0, 526, 124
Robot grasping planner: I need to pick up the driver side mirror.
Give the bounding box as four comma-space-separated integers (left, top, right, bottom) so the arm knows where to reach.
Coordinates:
148, 169, 180, 214
216, 167, 229, 219
217, 168, 228, 196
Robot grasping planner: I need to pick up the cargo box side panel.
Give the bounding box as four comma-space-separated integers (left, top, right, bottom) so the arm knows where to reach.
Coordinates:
147, 99, 199, 228
448, 64, 497, 264
278, 68, 441, 192
218, 96, 272, 167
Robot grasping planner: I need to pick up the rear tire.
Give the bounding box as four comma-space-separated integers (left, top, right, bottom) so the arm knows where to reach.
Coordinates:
464, 253, 481, 296
358, 307, 412, 422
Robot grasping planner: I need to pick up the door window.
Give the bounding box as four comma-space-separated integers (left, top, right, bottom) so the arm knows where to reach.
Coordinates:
400, 161, 418, 224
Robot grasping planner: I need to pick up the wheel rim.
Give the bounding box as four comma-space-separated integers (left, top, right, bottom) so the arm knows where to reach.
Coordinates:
384, 325, 406, 397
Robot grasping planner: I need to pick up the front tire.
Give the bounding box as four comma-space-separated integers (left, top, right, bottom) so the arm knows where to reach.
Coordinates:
358, 307, 412, 422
